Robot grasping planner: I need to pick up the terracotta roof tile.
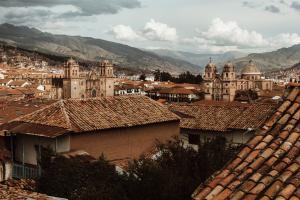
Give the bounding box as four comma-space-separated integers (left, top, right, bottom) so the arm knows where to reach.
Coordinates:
2, 96, 180, 137
169, 102, 276, 132
278, 184, 296, 199
192, 85, 300, 200
0, 184, 54, 199
287, 87, 300, 101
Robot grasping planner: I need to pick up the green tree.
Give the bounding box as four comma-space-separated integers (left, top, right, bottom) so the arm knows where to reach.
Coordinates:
124, 137, 237, 200
139, 74, 146, 81
37, 137, 237, 200
37, 150, 128, 200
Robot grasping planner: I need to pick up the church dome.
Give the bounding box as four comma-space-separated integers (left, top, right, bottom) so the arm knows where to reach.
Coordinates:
241, 60, 261, 75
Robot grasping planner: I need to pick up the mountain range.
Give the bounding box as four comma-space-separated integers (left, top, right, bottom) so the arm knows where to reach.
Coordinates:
148, 46, 300, 73
0, 23, 198, 74
146, 49, 247, 68
0, 23, 300, 74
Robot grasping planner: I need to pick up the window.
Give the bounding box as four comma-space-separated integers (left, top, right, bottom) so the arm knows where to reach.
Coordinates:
226, 73, 228, 78
188, 134, 200, 145
92, 89, 97, 97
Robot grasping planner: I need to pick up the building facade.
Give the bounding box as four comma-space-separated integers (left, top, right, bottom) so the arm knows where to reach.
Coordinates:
53, 58, 114, 99
203, 60, 273, 102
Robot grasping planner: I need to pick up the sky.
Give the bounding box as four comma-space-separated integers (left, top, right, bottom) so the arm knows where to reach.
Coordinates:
0, 0, 300, 54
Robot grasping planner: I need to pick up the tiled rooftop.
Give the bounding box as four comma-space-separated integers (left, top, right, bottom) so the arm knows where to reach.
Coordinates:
3, 96, 180, 137
192, 85, 300, 200
0, 99, 55, 125
0, 183, 56, 200
169, 101, 276, 132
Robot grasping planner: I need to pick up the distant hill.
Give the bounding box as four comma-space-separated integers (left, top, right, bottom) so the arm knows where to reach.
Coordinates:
147, 49, 246, 69
232, 44, 300, 72
0, 23, 199, 74
148, 45, 300, 74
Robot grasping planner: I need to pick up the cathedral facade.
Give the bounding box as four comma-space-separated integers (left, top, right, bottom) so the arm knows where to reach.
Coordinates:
203, 60, 273, 102
52, 58, 114, 99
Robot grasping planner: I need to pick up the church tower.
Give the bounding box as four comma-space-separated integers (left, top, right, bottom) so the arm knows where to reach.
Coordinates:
222, 62, 237, 102
203, 59, 217, 101
98, 60, 115, 97
63, 58, 85, 99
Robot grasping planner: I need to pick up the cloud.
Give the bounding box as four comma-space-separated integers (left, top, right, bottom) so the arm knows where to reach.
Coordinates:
198, 18, 268, 48
291, 1, 300, 10
270, 33, 300, 47
265, 5, 281, 13
111, 25, 142, 41
0, 0, 141, 16
142, 19, 178, 42
111, 19, 178, 42
184, 18, 300, 53
242, 1, 260, 8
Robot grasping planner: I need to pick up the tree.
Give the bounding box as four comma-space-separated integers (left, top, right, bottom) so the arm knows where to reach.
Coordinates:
153, 70, 203, 84
37, 149, 128, 200
139, 74, 146, 81
36, 137, 238, 200
124, 137, 238, 200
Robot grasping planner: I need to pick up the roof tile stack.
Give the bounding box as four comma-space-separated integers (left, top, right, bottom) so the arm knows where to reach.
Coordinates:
192, 85, 300, 199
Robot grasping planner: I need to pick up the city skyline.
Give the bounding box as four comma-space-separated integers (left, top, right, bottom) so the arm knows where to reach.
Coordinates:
0, 0, 300, 54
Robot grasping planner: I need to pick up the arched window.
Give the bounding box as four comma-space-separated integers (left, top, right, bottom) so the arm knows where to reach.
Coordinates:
92, 89, 97, 97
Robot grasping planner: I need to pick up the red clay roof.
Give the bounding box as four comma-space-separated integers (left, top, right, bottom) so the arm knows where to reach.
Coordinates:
192, 86, 300, 200
3, 96, 180, 137
169, 102, 276, 132
0, 183, 53, 200
0, 100, 55, 125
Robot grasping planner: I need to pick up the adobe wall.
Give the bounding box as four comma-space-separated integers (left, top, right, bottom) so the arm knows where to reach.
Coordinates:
70, 121, 180, 161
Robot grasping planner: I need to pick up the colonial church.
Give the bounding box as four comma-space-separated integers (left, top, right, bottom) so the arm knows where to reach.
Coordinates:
203, 60, 273, 102
50, 58, 115, 99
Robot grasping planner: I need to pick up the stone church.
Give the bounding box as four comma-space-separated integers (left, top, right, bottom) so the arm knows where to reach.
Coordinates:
203, 60, 273, 102
50, 58, 115, 99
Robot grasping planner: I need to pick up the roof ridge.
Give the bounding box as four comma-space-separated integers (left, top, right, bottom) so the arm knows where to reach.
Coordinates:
9, 100, 60, 123
59, 99, 73, 131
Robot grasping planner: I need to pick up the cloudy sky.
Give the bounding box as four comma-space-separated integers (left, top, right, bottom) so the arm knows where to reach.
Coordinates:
0, 0, 300, 54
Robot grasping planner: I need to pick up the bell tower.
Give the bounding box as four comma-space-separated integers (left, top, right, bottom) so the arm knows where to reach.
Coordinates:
98, 60, 115, 97
222, 62, 237, 102
203, 58, 217, 101
63, 58, 85, 99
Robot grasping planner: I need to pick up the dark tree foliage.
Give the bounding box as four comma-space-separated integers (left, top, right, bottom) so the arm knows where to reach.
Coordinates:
124, 137, 237, 200
139, 74, 146, 81
154, 70, 203, 84
235, 89, 259, 102
37, 149, 128, 200
37, 137, 238, 200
